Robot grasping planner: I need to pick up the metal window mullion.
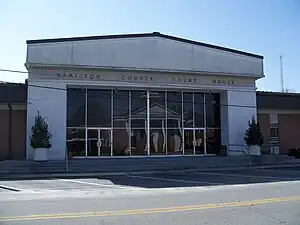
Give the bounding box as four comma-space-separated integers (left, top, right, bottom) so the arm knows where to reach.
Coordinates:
110, 90, 113, 157
85, 88, 88, 158
193, 92, 195, 155
181, 91, 184, 155
146, 90, 150, 156
129, 90, 131, 156
165, 91, 167, 155
98, 129, 101, 157
203, 93, 207, 155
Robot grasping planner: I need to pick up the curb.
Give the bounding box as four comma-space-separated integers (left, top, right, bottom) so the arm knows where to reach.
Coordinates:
0, 163, 299, 180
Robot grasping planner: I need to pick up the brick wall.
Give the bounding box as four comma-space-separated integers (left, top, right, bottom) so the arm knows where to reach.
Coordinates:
257, 113, 270, 146
0, 107, 26, 160
0, 110, 9, 160
279, 114, 300, 154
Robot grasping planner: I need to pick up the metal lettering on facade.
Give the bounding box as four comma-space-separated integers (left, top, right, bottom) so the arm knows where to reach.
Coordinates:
121, 75, 153, 81
171, 77, 196, 83
212, 79, 234, 85
57, 73, 101, 80
55, 72, 236, 86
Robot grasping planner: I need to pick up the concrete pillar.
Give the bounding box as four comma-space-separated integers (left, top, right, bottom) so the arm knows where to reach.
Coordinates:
221, 90, 257, 155
26, 81, 67, 160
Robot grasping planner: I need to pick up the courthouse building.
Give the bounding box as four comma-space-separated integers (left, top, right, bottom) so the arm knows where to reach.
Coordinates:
23, 32, 266, 160
1, 33, 299, 161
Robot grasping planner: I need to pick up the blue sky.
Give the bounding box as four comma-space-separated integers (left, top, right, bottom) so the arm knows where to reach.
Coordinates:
0, 0, 299, 91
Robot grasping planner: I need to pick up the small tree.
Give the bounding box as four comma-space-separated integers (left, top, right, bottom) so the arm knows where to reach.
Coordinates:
244, 116, 264, 147
30, 112, 52, 149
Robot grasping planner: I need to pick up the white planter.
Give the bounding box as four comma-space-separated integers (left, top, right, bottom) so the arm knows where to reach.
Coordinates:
249, 145, 261, 155
33, 148, 48, 161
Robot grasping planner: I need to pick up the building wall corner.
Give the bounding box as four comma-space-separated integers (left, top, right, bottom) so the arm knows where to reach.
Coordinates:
26, 81, 67, 160
221, 90, 257, 155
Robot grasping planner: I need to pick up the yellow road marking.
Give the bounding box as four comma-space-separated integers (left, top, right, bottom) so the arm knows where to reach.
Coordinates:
1, 196, 300, 222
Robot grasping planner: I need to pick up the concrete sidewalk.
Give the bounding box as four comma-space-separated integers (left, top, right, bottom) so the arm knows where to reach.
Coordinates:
1, 163, 299, 180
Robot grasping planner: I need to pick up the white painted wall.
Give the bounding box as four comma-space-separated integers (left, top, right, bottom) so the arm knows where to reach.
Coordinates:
221, 90, 257, 155
26, 80, 67, 160
27, 36, 263, 77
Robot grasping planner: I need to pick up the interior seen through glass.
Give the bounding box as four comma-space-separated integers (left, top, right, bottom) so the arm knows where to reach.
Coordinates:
66, 89, 221, 157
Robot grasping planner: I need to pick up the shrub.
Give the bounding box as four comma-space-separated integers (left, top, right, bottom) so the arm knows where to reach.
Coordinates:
244, 116, 264, 147
30, 112, 52, 149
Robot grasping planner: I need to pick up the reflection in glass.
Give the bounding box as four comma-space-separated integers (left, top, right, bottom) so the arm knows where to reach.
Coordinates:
150, 91, 165, 128
206, 128, 221, 154
205, 93, 221, 128
87, 129, 99, 157
195, 129, 205, 154
167, 128, 183, 155
194, 93, 204, 127
183, 92, 193, 128
166, 92, 183, 155
113, 90, 129, 129
131, 91, 147, 128
99, 129, 111, 156
166, 92, 182, 129
67, 88, 86, 127
131, 91, 148, 156
87, 89, 111, 127
113, 129, 129, 156
131, 129, 147, 156
150, 129, 166, 155
149, 91, 166, 155
66, 128, 85, 157
66, 88, 222, 158
184, 130, 194, 155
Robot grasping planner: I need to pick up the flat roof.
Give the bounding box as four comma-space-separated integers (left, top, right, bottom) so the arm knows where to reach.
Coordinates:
26, 32, 264, 59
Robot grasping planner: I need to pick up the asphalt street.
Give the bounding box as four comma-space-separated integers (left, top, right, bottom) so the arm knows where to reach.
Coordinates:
1, 167, 300, 224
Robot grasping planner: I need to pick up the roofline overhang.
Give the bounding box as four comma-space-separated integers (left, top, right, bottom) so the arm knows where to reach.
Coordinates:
26, 32, 264, 60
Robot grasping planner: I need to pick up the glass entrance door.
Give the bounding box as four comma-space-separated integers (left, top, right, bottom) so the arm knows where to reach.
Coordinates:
183, 128, 206, 155
87, 129, 99, 157
87, 128, 112, 157
195, 129, 205, 155
184, 129, 194, 155
99, 129, 111, 156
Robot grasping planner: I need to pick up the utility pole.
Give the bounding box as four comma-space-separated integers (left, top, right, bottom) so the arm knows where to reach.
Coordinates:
280, 55, 284, 92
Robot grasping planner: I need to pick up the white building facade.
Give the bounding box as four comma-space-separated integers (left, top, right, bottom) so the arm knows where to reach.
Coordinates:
25, 32, 264, 160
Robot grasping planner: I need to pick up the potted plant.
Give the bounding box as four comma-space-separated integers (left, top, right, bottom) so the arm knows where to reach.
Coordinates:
244, 116, 264, 155
30, 112, 52, 161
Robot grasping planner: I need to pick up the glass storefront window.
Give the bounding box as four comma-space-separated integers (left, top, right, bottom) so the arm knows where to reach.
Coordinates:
131, 91, 147, 128
194, 93, 204, 127
113, 90, 129, 129
67, 128, 86, 157
66, 89, 221, 157
113, 90, 130, 156
205, 93, 221, 128
183, 129, 194, 155
166, 91, 183, 155
150, 129, 166, 155
183, 92, 193, 128
167, 128, 183, 155
150, 91, 166, 155
131, 91, 147, 156
87, 89, 111, 127
67, 88, 86, 127
113, 129, 130, 156
206, 128, 221, 154
131, 129, 147, 156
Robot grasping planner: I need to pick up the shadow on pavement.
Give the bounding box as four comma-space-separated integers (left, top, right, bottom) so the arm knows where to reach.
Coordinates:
97, 169, 300, 189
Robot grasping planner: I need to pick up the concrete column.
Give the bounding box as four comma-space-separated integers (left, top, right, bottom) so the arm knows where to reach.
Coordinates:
221, 90, 257, 155
26, 81, 67, 160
